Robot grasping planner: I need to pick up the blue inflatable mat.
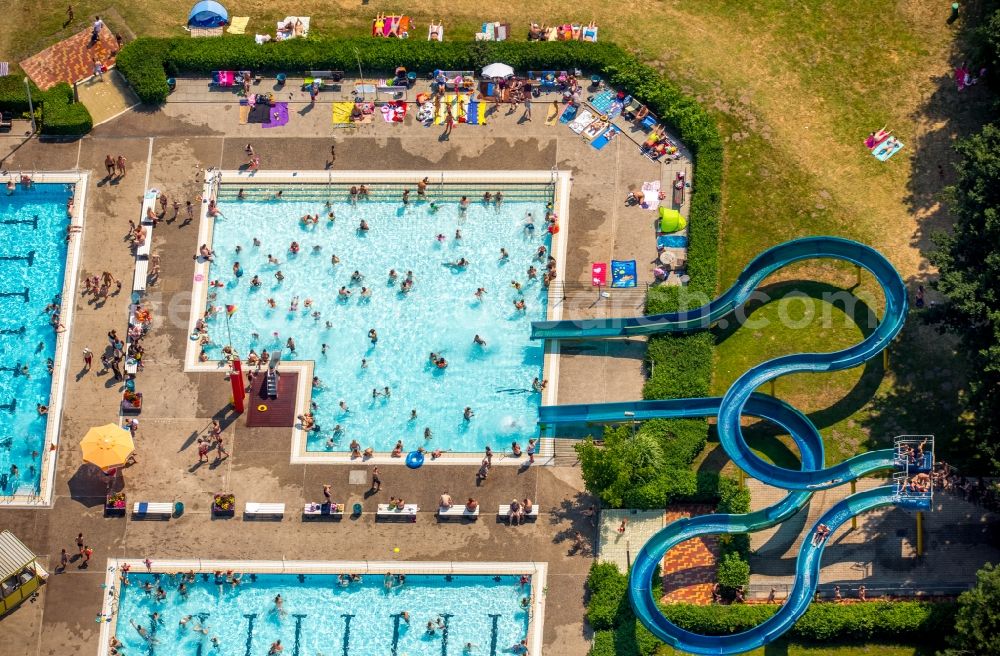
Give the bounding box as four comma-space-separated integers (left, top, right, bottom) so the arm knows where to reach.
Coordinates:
559, 104, 578, 124
657, 234, 688, 249
611, 260, 637, 288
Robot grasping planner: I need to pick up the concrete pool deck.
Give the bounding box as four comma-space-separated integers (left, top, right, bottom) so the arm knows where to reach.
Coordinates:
0, 87, 672, 656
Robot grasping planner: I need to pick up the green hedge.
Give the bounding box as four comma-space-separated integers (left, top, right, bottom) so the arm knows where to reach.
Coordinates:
39, 83, 93, 136
660, 601, 957, 644
0, 76, 40, 113
0, 77, 92, 135
585, 564, 957, 655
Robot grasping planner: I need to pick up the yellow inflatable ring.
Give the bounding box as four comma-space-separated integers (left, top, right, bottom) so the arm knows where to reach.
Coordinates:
257, 404, 268, 412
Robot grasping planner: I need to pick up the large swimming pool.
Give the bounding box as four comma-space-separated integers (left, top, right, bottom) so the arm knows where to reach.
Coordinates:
201, 188, 552, 454
113, 571, 533, 656
0, 183, 72, 496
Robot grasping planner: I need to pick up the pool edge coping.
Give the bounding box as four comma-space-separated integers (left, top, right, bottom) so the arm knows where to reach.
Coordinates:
183, 169, 568, 466
0, 171, 88, 508
98, 558, 548, 656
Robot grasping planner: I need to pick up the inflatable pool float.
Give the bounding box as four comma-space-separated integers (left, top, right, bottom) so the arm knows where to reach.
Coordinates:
405, 451, 425, 469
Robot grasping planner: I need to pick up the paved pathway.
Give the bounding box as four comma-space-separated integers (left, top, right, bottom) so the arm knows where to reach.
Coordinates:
660, 504, 718, 604
20, 26, 119, 90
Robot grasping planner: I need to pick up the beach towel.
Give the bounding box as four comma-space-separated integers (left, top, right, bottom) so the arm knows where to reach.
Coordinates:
657, 235, 688, 249
543, 104, 559, 125
239, 104, 250, 124
640, 180, 661, 210
428, 23, 444, 41
477, 22, 495, 41
227, 17, 250, 34
592, 262, 607, 287
583, 25, 598, 42
465, 99, 487, 125
332, 102, 354, 125
872, 138, 904, 162
611, 260, 637, 288
559, 104, 578, 124
276, 16, 309, 40
381, 101, 407, 123
591, 126, 618, 150
214, 71, 235, 86
569, 110, 595, 134
582, 119, 608, 140
262, 102, 289, 128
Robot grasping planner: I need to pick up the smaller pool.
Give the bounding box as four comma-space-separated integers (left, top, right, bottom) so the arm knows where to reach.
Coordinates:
112, 568, 536, 656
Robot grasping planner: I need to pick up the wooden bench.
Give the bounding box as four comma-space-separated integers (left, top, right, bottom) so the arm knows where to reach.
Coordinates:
437, 505, 479, 520
498, 504, 540, 522
376, 503, 418, 522
303, 502, 344, 520
132, 502, 173, 519
440, 71, 476, 91
243, 502, 285, 519
0, 112, 11, 132
302, 70, 344, 91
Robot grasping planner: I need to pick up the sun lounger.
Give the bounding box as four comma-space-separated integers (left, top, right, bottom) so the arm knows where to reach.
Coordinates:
498, 504, 540, 522
438, 505, 480, 520
377, 503, 419, 522
303, 502, 345, 520
132, 502, 173, 519
276, 16, 309, 41
569, 110, 595, 134
243, 502, 285, 519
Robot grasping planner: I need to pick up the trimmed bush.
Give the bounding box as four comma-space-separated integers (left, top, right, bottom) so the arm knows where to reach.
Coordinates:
39, 83, 92, 136
586, 562, 630, 631
715, 551, 750, 590
115, 37, 174, 104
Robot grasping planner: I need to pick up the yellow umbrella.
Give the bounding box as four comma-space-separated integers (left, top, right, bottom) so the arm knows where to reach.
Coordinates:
80, 423, 134, 470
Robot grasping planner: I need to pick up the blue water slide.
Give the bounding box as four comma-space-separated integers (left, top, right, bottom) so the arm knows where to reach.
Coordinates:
629, 486, 931, 655
530, 237, 924, 653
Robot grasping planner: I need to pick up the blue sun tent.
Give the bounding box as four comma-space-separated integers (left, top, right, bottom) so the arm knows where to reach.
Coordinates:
188, 1, 229, 28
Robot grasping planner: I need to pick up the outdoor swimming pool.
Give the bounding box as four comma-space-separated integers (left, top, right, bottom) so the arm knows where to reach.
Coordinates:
112, 570, 533, 656
201, 187, 553, 454
0, 183, 72, 496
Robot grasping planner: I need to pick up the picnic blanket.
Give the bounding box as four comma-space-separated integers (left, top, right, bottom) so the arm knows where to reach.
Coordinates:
872, 138, 904, 162
568, 110, 595, 134
589, 90, 616, 114
262, 103, 289, 128
227, 17, 250, 34
332, 103, 354, 125
381, 101, 407, 123
611, 260, 637, 288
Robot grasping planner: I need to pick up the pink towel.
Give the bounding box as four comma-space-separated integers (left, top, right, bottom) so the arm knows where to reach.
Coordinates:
217, 71, 234, 86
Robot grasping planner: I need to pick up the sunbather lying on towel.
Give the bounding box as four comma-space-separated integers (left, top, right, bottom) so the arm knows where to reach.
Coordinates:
864, 128, 891, 149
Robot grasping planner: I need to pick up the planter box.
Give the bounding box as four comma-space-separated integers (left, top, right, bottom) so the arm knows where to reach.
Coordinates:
104, 501, 126, 517
212, 495, 236, 517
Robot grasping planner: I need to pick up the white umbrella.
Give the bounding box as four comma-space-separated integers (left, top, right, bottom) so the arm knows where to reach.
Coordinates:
482, 63, 515, 79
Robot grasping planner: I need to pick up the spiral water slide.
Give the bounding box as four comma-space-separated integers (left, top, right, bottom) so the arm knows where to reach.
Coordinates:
531, 237, 931, 654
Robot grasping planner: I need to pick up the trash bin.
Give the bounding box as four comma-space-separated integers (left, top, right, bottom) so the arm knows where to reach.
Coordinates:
407, 72, 417, 87
276, 73, 287, 86
352, 502, 362, 516
167, 77, 176, 92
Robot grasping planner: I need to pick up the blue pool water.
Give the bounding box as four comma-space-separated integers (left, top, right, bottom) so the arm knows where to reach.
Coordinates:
115, 572, 532, 656
0, 183, 72, 495
203, 192, 551, 453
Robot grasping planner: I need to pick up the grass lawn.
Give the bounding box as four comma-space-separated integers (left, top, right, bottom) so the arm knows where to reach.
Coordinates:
657, 642, 933, 656
1, 1, 983, 468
